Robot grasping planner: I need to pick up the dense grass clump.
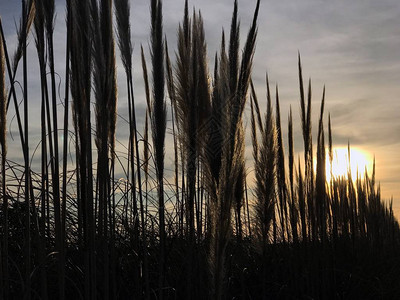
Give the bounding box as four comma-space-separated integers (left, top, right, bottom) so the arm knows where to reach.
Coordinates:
0, 1, 399, 299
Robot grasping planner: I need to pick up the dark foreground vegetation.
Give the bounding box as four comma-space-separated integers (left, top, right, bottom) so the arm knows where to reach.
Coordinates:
1, 0, 399, 299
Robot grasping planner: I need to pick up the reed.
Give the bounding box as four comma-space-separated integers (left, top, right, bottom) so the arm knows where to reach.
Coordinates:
253, 75, 277, 298
275, 85, 289, 242
6, 0, 35, 147
115, 0, 148, 296
91, 0, 119, 297
229, 1, 244, 243
61, 2, 71, 294
175, 2, 210, 243
0, 23, 8, 299
298, 55, 314, 242
42, 0, 65, 297
165, 39, 181, 238
141, 45, 151, 235
288, 107, 298, 243
207, 1, 260, 298
33, 2, 50, 298
69, 0, 95, 298
315, 87, 326, 242
21, 1, 31, 298
173, 4, 213, 295
150, 0, 166, 297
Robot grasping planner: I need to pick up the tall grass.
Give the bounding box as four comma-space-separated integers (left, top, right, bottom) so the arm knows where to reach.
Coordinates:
0, 22, 8, 299
253, 75, 277, 298
172, 2, 212, 296
21, 1, 32, 298
205, 1, 260, 297
91, 0, 119, 297
0, 1, 399, 299
33, 2, 50, 298
115, 0, 148, 297
69, 0, 95, 298
298, 55, 314, 242
149, 0, 167, 297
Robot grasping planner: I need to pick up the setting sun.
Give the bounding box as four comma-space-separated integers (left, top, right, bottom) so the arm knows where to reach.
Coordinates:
325, 147, 373, 181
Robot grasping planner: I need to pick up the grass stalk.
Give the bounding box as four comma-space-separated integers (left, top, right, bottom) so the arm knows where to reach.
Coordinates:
288, 107, 298, 243
21, 1, 32, 298
254, 74, 277, 299
0, 17, 26, 165
0, 22, 8, 299
42, 0, 64, 297
150, 0, 166, 297
275, 84, 289, 242
70, 0, 96, 298
33, 2, 49, 298
316, 87, 326, 242
115, 0, 149, 296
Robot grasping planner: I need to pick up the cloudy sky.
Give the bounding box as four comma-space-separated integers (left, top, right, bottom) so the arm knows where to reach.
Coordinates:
1, 0, 399, 214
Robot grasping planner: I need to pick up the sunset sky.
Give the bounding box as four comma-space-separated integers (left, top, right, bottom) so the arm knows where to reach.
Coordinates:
1, 0, 399, 214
